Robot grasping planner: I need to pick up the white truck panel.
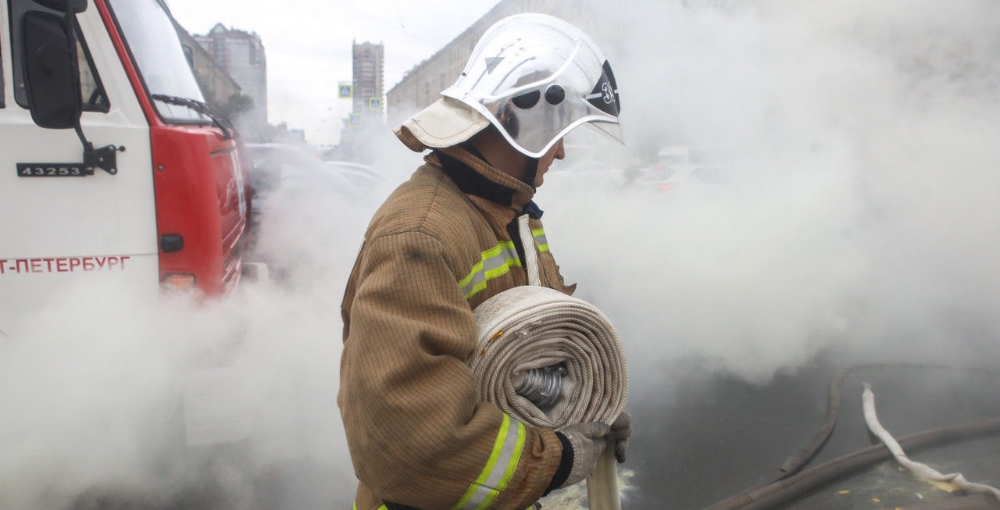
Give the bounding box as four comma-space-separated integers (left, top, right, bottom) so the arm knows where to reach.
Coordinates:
0, 3, 158, 335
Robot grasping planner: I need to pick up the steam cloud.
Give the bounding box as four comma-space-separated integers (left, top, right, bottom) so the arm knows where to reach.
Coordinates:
3, 1, 1000, 508
541, 0, 1000, 384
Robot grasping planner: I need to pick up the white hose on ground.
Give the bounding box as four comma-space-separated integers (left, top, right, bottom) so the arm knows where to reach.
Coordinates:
862, 383, 1000, 502
467, 215, 629, 509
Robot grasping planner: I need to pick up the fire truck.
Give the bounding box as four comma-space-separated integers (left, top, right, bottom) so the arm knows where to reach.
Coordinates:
1, 0, 262, 446
0, 0, 257, 339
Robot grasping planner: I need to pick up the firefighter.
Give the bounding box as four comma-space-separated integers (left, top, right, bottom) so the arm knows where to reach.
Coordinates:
339, 14, 631, 510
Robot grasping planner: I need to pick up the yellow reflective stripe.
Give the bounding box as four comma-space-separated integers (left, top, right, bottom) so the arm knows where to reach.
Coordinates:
353, 503, 387, 510
459, 241, 521, 300
451, 415, 526, 510
532, 228, 549, 253
457, 231, 551, 300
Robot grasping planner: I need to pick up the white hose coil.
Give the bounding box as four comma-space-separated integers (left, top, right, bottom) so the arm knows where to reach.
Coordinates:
470, 285, 628, 430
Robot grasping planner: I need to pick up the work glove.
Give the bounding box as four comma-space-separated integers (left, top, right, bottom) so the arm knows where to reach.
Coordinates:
554, 422, 609, 488
609, 411, 632, 463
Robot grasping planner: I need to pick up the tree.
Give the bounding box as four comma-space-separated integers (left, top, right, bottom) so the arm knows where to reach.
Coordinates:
220, 93, 254, 121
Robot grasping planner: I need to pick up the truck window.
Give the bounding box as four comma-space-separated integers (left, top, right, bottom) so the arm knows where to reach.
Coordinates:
77, 34, 109, 112
107, 0, 207, 124
8, 0, 109, 113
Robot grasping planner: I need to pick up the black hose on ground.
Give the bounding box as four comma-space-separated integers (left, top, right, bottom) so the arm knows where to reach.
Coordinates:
746, 367, 850, 490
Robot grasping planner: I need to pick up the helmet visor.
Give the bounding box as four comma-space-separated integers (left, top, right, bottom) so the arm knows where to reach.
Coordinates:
586, 119, 625, 147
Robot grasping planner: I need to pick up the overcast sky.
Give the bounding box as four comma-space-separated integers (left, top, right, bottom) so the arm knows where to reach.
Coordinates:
164, 0, 502, 146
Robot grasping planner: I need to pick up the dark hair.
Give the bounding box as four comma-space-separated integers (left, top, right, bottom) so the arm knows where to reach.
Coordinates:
496, 103, 519, 139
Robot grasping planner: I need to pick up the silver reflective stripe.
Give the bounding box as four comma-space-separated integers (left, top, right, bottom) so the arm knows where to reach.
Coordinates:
532, 228, 549, 253
451, 415, 527, 510
458, 241, 522, 299
483, 416, 524, 490
459, 485, 493, 510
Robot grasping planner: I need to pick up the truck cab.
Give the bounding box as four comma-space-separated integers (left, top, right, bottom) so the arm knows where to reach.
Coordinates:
0, 0, 252, 338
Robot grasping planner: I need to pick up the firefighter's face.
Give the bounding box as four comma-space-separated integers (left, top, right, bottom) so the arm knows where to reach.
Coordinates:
533, 138, 565, 187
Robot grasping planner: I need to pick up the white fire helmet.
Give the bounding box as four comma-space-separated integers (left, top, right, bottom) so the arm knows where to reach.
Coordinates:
395, 13, 623, 158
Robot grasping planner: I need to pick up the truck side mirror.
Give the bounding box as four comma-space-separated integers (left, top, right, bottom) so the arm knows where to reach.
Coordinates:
22, 10, 83, 129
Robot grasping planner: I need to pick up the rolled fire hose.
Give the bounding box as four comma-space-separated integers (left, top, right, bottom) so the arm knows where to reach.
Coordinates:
468, 215, 629, 509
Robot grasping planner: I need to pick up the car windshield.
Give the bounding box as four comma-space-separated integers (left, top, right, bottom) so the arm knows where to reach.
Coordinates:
108, 0, 206, 123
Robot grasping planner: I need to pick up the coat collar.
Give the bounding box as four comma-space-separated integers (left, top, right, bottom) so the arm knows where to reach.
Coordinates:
430, 146, 536, 213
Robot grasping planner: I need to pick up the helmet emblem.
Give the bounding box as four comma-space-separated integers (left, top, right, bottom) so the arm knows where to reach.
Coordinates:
585, 61, 621, 117
601, 82, 614, 104
485, 57, 504, 74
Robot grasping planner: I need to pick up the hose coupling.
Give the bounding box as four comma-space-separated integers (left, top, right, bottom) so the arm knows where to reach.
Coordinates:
515, 363, 568, 410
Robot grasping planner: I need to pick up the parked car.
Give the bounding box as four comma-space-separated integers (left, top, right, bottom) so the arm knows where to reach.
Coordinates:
244, 144, 366, 254
247, 143, 359, 188
544, 160, 626, 190
324, 160, 393, 199
630, 145, 732, 192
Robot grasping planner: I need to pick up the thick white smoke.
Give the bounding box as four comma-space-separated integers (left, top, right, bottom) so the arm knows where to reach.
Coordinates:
0, 156, 385, 508
4, 1, 1000, 508
539, 0, 1000, 386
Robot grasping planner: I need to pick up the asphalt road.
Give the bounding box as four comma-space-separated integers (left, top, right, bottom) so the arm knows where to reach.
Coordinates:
624, 353, 1000, 510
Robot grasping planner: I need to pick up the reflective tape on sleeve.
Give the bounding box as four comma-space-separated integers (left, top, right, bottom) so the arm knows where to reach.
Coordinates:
451, 414, 526, 510
458, 241, 522, 299
531, 228, 549, 253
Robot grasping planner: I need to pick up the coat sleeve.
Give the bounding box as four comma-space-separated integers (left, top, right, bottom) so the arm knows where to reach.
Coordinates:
338, 231, 563, 510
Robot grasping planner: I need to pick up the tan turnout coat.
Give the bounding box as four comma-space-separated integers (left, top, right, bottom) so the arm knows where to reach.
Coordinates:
339, 145, 576, 510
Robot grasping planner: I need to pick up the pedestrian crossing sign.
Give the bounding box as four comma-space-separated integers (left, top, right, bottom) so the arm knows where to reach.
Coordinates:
338, 83, 353, 99
369, 97, 383, 110
349, 113, 363, 128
